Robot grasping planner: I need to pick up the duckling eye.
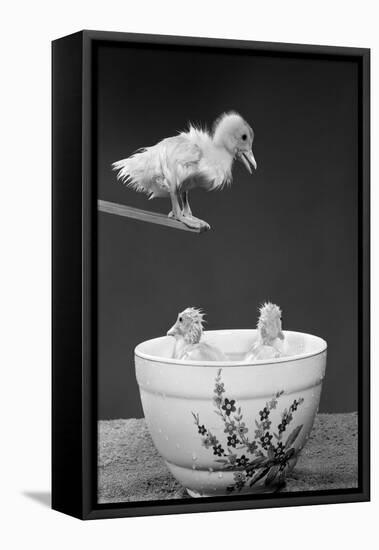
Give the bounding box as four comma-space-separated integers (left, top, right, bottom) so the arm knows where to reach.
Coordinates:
179, 316, 183, 323
241, 134, 247, 141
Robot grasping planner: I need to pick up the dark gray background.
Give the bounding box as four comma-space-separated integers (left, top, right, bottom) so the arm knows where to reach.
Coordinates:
96, 43, 358, 419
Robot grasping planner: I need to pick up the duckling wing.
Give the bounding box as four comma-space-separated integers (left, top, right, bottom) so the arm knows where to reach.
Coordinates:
167, 136, 203, 167
162, 136, 204, 188
112, 136, 202, 198
183, 126, 232, 191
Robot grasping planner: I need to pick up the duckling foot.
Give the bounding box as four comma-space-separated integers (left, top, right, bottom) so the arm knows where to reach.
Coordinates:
188, 216, 211, 231
168, 212, 210, 231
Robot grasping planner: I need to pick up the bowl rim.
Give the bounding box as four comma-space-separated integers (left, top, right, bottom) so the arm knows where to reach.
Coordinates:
134, 329, 327, 367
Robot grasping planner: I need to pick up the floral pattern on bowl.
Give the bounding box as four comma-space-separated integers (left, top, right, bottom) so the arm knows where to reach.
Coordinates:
192, 369, 304, 492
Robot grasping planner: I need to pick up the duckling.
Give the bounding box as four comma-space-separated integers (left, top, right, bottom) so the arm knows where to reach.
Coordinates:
167, 307, 227, 361
245, 302, 285, 361
112, 112, 257, 231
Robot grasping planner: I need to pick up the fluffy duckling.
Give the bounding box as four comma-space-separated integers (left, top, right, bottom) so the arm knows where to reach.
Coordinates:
113, 112, 257, 231
245, 302, 285, 361
167, 307, 227, 361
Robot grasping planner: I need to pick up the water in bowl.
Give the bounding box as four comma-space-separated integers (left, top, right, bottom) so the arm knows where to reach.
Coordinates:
223, 336, 305, 362
224, 351, 248, 361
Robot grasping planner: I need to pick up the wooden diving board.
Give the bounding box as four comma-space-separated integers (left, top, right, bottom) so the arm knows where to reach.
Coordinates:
98, 200, 207, 233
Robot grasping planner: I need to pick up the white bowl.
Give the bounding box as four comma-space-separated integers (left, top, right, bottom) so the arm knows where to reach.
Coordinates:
135, 330, 327, 497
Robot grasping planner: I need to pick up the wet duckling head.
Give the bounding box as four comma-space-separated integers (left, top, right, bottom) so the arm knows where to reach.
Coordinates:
257, 302, 284, 344
167, 307, 205, 345
212, 112, 257, 173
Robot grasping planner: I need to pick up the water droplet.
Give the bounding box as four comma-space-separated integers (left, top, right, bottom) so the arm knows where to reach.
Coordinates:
158, 428, 162, 434
192, 464, 196, 470
164, 435, 169, 441
218, 472, 223, 479
192, 453, 197, 461
208, 467, 214, 473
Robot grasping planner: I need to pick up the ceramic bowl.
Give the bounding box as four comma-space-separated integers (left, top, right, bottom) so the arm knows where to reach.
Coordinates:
135, 329, 327, 497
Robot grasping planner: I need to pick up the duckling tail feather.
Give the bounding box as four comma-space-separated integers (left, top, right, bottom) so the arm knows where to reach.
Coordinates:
112, 147, 166, 197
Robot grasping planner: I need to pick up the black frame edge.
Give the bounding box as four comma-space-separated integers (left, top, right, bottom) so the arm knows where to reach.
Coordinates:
360, 48, 370, 501
85, 490, 369, 520
52, 31, 85, 519
84, 29, 370, 57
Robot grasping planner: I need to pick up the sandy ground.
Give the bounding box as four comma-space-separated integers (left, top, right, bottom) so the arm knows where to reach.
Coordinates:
97, 413, 358, 503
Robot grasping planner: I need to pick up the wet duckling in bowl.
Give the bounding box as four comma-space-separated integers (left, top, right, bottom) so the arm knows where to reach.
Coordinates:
167, 307, 227, 361
245, 302, 285, 361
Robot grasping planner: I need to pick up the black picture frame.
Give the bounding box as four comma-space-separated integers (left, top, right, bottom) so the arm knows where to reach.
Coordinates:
52, 30, 370, 520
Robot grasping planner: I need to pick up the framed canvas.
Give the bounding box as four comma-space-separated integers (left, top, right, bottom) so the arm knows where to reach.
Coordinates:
52, 30, 370, 520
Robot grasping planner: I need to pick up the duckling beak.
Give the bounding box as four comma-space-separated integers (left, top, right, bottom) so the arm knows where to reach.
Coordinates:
167, 324, 178, 337
278, 331, 285, 340
239, 150, 257, 173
